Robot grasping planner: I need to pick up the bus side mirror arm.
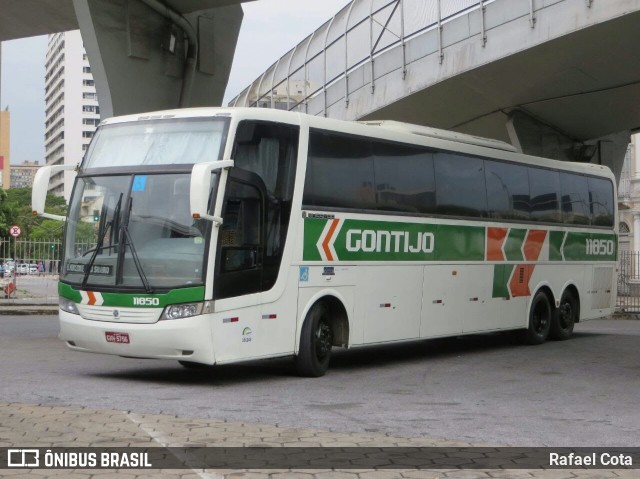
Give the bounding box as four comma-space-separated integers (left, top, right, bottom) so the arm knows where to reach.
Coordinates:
190, 160, 235, 226
32, 164, 79, 222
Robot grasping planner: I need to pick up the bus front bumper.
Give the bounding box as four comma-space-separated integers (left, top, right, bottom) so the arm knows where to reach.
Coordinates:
59, 310, 215, 365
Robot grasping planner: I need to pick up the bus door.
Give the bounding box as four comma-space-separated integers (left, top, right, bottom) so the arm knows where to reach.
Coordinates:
214, 169, 266, 299
212, 169, 266, 362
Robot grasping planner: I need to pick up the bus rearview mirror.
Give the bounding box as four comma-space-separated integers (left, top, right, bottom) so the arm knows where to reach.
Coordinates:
190, 160, 234, 225
32, 164, 78, 222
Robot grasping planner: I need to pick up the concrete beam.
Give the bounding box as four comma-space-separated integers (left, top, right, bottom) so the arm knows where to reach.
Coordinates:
74, 0, 243, 118
506, 109, 629, 180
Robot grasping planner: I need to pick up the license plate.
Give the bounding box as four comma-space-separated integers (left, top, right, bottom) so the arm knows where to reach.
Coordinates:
105, 331, 130, 344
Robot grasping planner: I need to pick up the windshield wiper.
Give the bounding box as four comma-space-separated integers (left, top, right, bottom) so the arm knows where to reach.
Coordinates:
81, 193, 123, 289
117, 196, 153, 294
122, 225, 152, 293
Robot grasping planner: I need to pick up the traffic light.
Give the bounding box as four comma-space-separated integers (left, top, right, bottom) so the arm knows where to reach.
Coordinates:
50, 244, 55, 250
93, 209, 100, 222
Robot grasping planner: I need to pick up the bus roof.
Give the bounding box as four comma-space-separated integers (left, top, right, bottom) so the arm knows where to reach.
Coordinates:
98, 107, 613, 181
358, 120, 518, 153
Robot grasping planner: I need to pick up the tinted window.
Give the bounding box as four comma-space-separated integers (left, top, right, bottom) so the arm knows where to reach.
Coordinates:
304, 132, 375, 210
434, 153, 487, 217
373, 142, 436, 214
560, 173, 590, 225
234, 121, 299, 291
529, 167, 561, 223
588, 177, 614, 227
485, 161, 530, 220
215, 177, 264, 300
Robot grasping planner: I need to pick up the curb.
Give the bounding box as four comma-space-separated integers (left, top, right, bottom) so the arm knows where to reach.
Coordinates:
0, 305, 58, 315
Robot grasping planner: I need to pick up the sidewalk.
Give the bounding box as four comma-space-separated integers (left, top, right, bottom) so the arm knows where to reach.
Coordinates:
0, 402, 635, 479
0, 273, 59, 315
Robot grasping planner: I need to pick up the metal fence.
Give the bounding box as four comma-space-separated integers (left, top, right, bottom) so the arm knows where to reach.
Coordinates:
0, 238, 95, 275
616, 251, 640, 312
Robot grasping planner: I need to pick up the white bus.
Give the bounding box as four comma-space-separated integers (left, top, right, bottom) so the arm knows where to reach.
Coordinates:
33, 108, 617, 377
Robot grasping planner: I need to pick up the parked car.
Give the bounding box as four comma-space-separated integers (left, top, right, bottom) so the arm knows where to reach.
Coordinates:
29, 264, 38, 274
2, 263, 13, 277
16, 264, 29, 274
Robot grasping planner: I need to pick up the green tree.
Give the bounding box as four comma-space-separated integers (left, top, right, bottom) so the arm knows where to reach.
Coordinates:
1, 187, 67, 239
0, 188, 10, 236
29, 219, 66, 241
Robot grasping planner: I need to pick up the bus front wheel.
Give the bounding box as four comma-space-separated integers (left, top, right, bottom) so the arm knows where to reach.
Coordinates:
296, 303, 333, 377
549, 290, 577, 340
522, 291, 552, 345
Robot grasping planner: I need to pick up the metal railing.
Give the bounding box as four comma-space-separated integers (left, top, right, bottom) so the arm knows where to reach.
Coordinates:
616, 251, 640, 312
0, 238, 96, 275
229, 0, 581, 116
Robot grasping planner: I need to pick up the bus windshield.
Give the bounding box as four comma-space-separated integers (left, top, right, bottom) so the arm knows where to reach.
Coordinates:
63, 173, 215, 290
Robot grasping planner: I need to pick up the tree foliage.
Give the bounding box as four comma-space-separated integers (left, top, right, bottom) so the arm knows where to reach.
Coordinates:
0, 187, 67, 240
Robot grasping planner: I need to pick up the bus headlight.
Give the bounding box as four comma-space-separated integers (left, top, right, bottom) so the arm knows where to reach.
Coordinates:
59, 297, 80, 315
161, 302, 204, 320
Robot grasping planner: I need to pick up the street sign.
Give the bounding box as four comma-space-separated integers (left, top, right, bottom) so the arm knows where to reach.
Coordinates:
9, 225, 21, 237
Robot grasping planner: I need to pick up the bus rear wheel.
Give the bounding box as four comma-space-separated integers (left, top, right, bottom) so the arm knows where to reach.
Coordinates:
550, 290, 577, 340
522, 291, 552, 345
296, 303, 333, 377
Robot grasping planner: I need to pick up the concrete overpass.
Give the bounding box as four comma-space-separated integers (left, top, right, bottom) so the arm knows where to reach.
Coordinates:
230, 0, 640, 181
0, 0, 252, 118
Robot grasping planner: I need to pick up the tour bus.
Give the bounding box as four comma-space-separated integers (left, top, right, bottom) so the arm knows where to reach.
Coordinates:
32, 108, 617, 377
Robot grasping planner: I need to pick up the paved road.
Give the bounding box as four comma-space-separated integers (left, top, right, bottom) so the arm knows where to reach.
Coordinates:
1, 315, 638, 447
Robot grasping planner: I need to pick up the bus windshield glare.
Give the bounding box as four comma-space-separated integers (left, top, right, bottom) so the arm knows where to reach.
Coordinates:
84, 117, 228, 168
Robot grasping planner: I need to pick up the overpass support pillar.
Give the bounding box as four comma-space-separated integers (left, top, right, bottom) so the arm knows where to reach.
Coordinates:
506, 110, 629, 183
72, 0, 244, 118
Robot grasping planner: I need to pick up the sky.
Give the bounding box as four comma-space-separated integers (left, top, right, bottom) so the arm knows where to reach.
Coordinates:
0, 0, 351, 165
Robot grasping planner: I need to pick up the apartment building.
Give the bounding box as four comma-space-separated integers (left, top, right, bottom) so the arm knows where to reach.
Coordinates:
44, 31, 100, 202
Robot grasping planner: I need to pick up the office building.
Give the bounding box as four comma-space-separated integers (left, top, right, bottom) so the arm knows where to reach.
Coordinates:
10, 160, 40, 189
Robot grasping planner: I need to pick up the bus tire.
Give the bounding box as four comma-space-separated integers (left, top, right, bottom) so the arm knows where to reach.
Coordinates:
296, 302, 333, 377
550, 290, 577, 340
522, 291, 552, 345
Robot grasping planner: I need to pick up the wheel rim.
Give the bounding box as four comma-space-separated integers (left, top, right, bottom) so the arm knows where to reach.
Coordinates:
558, 299, 574, 330
315, 319, 333, 361
532, 299, 549, 335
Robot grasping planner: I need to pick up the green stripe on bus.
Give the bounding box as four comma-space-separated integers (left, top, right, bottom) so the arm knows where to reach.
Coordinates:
492, 264, 514, 298
58, 283, 82, 303
562, 232, 617, 261
58, 283, 205, 307
549, 231, 565, 261
304, 218, 485, 261
503, 228, 526, 262
303, 218, 327, 261
304, 218, 617, 263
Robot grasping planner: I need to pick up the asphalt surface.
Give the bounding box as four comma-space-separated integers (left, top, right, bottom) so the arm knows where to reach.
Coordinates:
1, 315, 638, 447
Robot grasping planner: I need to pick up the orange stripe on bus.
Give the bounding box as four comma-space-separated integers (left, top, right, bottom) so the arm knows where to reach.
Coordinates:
486, 227, 508, 261
523, 230, 547, 261
322, 219, 340, 262
87, 291, 96, 305
509, 264, 535, 297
